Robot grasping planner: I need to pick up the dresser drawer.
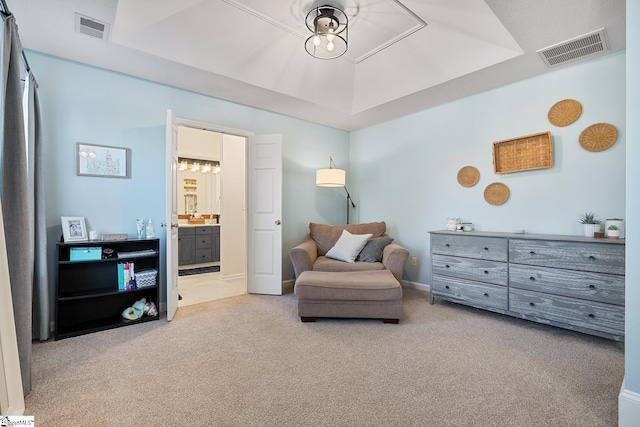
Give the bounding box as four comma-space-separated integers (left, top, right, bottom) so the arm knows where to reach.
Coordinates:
509, 288, 624, 336
432, 276, 507, 311
509, 264, 624, 305
431, 234, 507, 262
195, 234, 212, 249
509, 239, 625, 275
178, 227, 195, 236
196, 226, 213, 235
432, 254, 508, 286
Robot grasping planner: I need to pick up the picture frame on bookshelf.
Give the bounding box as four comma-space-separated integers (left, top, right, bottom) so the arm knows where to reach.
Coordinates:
76, 142, 130, 178
61, 216, 88, 242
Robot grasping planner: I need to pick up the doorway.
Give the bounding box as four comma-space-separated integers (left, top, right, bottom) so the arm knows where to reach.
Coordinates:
176, 126, 247, 306
165, 112, 283, 320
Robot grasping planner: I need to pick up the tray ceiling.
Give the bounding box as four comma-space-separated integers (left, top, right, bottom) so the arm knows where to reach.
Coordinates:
6, 0, 626, 130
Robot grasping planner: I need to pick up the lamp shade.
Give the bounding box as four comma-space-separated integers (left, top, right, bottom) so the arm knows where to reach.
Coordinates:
316, 168, 345, 187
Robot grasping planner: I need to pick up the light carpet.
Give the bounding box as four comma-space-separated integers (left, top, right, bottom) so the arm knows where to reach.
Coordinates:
24, 288, 623, 426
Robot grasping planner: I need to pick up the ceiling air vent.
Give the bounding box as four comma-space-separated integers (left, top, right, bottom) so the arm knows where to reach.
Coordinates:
75, 13, 110, 40
537, 28, 608, 67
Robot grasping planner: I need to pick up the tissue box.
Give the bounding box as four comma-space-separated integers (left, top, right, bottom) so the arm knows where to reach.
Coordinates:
136, 269, 157, 288
70, 247, 102, 261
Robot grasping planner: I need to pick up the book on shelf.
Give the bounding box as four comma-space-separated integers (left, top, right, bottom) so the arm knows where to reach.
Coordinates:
117, 261, 136, 291
116, 249, 157, 259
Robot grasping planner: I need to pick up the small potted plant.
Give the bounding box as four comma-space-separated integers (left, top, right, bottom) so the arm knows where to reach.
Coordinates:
578, 212, 601, 237
607, 224, 620, 240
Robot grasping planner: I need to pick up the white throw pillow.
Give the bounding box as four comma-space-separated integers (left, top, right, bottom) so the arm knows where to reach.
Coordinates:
325, 230, 373, 263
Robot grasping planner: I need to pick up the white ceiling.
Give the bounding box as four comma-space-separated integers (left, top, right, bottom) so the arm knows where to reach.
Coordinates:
7, 0, 626, 131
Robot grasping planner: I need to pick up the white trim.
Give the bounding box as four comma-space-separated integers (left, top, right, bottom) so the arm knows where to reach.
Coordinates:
220, 273, 246, 281
0, 201, 25, 415
402, 280, 430, 293
619, 378, 640, 426
176, 118, 254, 138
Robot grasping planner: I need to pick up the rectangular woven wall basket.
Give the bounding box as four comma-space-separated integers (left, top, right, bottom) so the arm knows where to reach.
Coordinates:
492, 131, 553, 174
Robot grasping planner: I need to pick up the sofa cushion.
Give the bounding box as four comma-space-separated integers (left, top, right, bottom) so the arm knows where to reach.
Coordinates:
313, 256, 385, 273
310, 221, 387, 256
356, 237, 394, 262
325, 230, 372, 263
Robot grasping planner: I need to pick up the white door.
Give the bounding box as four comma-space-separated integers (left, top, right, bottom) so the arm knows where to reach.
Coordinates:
165, 110, 179, 321
247, 134, 282, 295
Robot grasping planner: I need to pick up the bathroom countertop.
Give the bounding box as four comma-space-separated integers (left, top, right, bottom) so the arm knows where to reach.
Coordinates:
178, 223, 221, 227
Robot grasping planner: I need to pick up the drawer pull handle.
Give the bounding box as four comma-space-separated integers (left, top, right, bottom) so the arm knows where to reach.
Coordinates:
529, 251, 536, 255
483, 247, 489, 251
445, 285, 450, 289
529, 302, 535, 307
483, 270, 489, 274
445, 244, 450, 247
589, 255, 596, 260
588, 313, 595, 318
445, 265, 450, 268
529, 276, 536, 281
484, 293, 489, 297
589, 284, 596, 289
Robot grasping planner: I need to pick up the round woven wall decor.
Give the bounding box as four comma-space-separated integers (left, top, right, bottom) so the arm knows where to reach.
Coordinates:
579, 123, 618, 152
457, 166, 480, 187
548, 99, 582, 127
484, 182, 510, 206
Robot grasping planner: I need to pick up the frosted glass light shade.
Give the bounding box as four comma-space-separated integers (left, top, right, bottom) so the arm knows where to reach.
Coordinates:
316, 168, 345, 187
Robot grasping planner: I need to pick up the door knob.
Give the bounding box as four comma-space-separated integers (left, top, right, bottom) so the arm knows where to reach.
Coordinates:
275, 220, 281, 225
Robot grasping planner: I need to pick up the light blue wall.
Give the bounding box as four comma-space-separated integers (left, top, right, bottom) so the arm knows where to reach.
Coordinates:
29, 51, 349, 302
350, 52, 626, 285
625, 0, 640, 394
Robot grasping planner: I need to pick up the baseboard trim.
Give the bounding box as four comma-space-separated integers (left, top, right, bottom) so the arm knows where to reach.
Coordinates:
283, 279, 295, 293
220, 273, 246, 281
402, 280, 430, 293
619, 378, 640, 426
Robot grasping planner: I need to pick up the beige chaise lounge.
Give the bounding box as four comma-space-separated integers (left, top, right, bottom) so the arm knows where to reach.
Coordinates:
289, 222, 410, 322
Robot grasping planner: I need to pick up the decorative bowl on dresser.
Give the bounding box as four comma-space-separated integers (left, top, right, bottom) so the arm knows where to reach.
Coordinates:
429, 230, 625, 341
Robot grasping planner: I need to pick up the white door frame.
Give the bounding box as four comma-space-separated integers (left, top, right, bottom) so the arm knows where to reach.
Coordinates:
166, 115, 255, 318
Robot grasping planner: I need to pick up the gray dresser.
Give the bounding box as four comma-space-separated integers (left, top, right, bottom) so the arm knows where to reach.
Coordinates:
429, 230, 625, 340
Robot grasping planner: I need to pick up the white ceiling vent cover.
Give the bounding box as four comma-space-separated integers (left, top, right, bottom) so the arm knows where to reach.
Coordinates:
75, 13, 110, 40
537, 28, 608, 67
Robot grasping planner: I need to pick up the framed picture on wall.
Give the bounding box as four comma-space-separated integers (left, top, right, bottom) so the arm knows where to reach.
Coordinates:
76, 142, 130, 178
61, 216, 88, 242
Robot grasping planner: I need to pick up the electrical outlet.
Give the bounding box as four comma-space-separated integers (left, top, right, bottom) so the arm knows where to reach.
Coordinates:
411, 257, 418, 267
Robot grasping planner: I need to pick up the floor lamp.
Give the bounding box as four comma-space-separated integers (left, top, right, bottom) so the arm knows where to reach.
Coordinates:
316, 157, 356, 224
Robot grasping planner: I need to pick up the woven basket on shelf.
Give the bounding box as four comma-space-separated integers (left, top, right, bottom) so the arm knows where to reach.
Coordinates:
484, 182, 510, 206
457, 166, 480, 187
579, 123, 618, 152
548, 99, 582, 127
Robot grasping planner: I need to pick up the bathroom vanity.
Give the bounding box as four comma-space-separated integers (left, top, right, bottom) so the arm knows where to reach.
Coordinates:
178, 224, 220, 265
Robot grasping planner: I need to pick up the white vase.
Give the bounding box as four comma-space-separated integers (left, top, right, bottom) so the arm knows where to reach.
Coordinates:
583, 223, 601, 237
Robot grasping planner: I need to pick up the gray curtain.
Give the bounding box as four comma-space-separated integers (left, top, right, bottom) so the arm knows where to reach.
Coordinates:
1, 13, 47, 396
26, 72, 48, 342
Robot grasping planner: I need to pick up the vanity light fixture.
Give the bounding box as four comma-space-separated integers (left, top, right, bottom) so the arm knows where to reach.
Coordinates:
178, 157, 221, 174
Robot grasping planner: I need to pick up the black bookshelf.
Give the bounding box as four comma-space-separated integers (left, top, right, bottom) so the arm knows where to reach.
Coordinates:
54, 238, 160, 340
